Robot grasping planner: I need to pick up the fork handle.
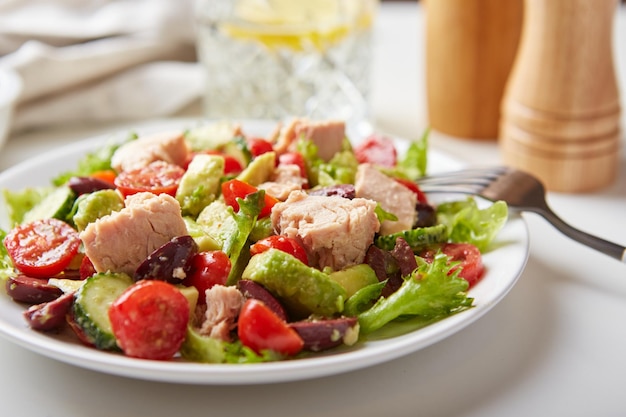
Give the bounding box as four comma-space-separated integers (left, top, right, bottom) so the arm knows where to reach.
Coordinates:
538, 209, 626, 263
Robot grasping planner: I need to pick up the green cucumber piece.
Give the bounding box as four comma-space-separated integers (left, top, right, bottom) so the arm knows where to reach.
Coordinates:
329, 264, 379, 298
222, 135, 252, 168
72, 272, 133, 350
22, 186, 76, 224
374, 223, 448, 251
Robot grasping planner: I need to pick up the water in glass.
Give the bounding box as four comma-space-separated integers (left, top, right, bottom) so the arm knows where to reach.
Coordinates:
194, 0, 377, 134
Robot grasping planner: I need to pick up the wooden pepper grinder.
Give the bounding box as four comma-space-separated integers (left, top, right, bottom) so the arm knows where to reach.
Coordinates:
499, 0, 621, 192
425, 0, 523, 140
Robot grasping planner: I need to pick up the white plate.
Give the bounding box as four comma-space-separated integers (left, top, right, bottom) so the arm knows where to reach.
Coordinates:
0, 120, 529, 385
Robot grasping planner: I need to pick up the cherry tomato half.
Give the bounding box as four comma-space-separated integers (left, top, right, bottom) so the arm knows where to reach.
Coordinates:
109, 280, 190, 360
203, 151, 243, 175
4, 218, 81, 278
278, 152, 306, 178
114, 160, 185, 197
247, 138, 274, 157
221, 179, 278, 218
354, 134, 397, 167
89, 170, 117, 186
237, 299, 304, 356
420, 243, 485, 288
442, 243, 485, 288
394, 177, 428, 204
182, 251, 232, 304
278, 152, 309, 189
250, 235, 309, 266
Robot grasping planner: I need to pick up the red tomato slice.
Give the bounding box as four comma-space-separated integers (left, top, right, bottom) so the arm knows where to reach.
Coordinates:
89, 170, 117, 186
114, 160, 185, 197
4, 218, 81, 278
250, 235, 309, 266
237, 299, 304, 356
79, 255, 97, 280
394, 177, 428, 204
421, 243, 485, 288
221, 179, 278, 218
182, 251, 232, 305
441, 243, 485, 288
202, 151, 243, 175
108, 280, 190, 360
278, 152, 309, 189
247, 138, 274, 157
278, 152, 306, 177
354, 134, 397, 167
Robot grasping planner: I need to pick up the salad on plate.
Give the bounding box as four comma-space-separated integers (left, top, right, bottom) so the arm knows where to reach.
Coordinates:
0, 118, 508, 364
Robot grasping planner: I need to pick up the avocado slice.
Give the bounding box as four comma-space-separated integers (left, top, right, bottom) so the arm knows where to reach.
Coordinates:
329, 264, 379, 298
176, 154, 224, 217
242, 248, 346, 318
236, 151, 276, 186
72, 189, 124, 231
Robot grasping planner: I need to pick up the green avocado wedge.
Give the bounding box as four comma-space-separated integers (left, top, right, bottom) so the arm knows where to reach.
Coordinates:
241, 248, 347, 318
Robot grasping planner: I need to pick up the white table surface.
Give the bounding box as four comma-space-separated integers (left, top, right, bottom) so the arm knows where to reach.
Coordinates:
1, 2, 626, 417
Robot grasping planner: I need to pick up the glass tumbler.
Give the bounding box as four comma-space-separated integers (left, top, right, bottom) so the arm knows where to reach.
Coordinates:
194, 0, 377, 134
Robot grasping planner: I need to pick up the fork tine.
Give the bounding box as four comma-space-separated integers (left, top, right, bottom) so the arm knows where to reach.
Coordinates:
418, 167, 509, 185
417, 183, 486, 195
416, 167, 509, 195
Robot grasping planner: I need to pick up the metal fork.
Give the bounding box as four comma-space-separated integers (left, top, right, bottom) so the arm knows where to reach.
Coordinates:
417, 166, 626, 263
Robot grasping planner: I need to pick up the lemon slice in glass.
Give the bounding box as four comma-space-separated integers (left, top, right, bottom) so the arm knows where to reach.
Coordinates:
222, 0, 375, 51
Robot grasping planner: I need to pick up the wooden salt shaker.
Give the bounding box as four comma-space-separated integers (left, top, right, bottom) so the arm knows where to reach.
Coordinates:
499, 0, 621, 192
425, 0, 523, 139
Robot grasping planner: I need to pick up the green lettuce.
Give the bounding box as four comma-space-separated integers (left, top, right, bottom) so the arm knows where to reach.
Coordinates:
358, 253, 473, 334
392, 128, 430, 181
436, 198, 508, 252
180, 325, 281, 364
52, 133, 137, 186
297, 138, 358, 187
224, 191, 263, 285
2, 187, 53, 226
0, 229, 15, 281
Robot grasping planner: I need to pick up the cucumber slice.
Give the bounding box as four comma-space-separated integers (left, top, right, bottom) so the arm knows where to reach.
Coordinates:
222, 135, 252, 168
72, 272, 133, 350
22, 186, 76, 224
374, 223, 448, 251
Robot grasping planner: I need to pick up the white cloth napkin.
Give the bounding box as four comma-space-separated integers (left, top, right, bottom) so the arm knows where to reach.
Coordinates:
0, 0, 204, 133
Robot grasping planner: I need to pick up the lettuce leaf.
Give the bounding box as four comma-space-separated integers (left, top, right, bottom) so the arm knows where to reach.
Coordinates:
224, 191, 263, 285
2, 187, 53, 226
297, 138, 358, 187
0, 229, 15, 281
180, 325, 280, 364
436, 198, 508, 252
358, 253, 473, 334
394, 128, 430, 181
52, 133, 137, 186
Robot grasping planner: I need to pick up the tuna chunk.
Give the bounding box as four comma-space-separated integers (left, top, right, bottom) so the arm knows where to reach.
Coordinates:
258, 164, 307, 201
111, 130, 190, 173
272, 118, 345, 161
80, 192, 188, 275
197, 285, 244, 342
354, 163, 417, 235
271, 190, 380, 271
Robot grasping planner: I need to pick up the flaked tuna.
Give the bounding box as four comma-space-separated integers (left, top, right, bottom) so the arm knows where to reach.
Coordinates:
196, 285, 244, 342
271, 190, 380, 271
111, 130, 190, 173
355, 163, 417, 235
79, 192, 188, 275
272, 118, 345, 161
258, 164, 307, 201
